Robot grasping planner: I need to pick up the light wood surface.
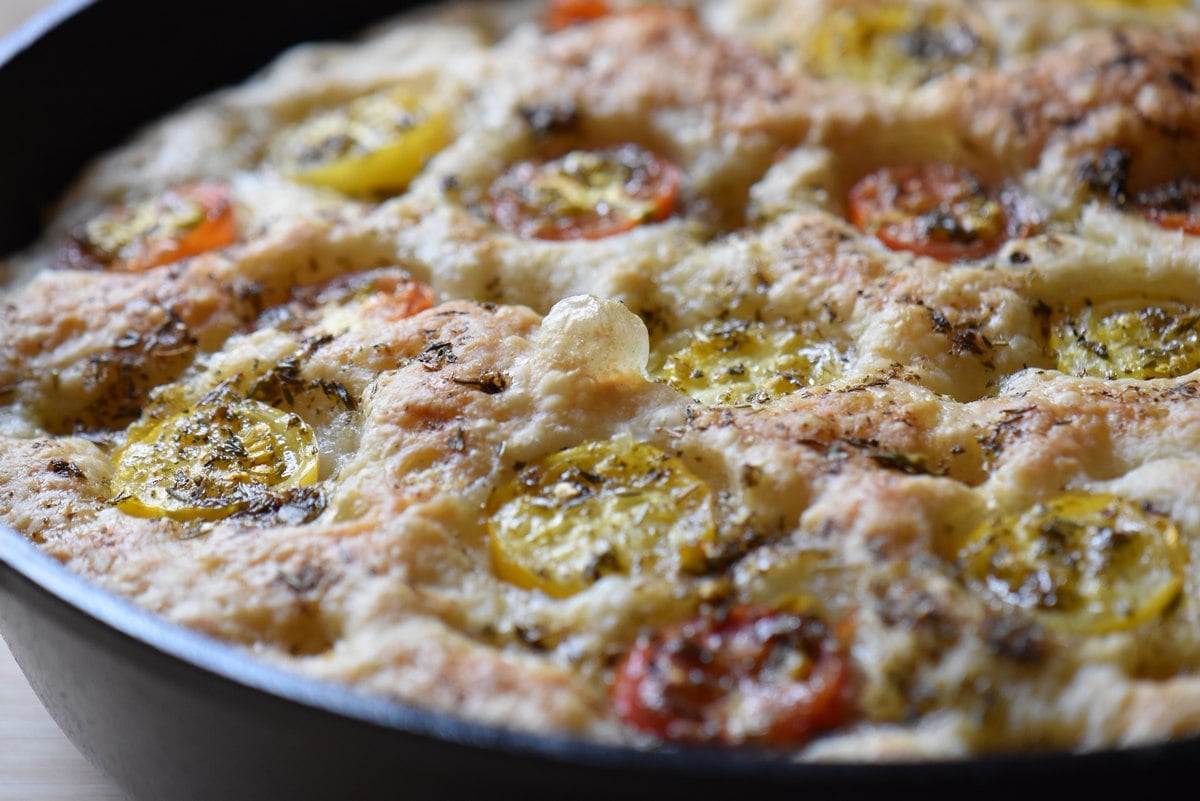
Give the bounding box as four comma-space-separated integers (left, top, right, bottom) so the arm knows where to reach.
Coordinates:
1, 6, 130, 800
1, 0, 57, 30
0, 645, 129, 800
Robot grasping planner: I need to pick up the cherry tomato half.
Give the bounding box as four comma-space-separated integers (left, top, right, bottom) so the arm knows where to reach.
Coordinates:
64, 183, 237, 272
806, 2, 993, 85
487, 439, 715, 598
271, 87, 450, 197
314, 275, 436, 334
486, 144, 682, 241
848, 164, 1008, 262
544, 0, 611, 31
1051, 300, 1200, 380
953, 493, 1185, 634
612, 606, 852, 745
113, 394, 320, 521
653, 318, 842, 405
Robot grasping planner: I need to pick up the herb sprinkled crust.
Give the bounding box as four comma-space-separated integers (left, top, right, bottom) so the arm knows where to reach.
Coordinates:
7, 0, 1200, 759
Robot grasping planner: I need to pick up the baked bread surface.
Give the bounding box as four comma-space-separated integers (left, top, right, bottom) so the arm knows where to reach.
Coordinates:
6, 0, 1200, 758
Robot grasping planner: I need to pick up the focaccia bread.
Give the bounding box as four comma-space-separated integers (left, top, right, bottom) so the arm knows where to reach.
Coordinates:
6, 0, 1200, 759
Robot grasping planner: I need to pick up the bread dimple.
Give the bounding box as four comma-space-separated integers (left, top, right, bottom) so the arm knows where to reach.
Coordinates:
6, 0, 1200, 758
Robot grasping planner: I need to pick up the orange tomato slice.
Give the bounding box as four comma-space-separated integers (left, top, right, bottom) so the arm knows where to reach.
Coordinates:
486, 145, 682, 241
952, 493, 1185, 634
848, 164, 1007, 262
67, 183, 237, 272
113, 395, 319, 522
544, 0, 611, 31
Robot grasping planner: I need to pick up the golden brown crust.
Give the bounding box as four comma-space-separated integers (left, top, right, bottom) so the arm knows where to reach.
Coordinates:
943, 26, 1200, 172
6, 0, 1200, 760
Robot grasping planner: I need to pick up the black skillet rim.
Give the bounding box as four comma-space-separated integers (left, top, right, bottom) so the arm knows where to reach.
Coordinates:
4, 521, 1198, 797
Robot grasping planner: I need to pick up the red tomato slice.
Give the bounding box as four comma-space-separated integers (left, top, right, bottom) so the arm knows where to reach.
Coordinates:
848, 164, 1007, 262
611, 606, 852, 746
1136, 178, 1200, 235
486, 144, 682, 241
544, 0, 611, 31
63, 183, 237, 272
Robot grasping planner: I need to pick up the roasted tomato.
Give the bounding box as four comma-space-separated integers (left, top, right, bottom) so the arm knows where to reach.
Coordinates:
612, 605, 852, 745
653, 319, 842, 405
315, 276, 435, 334
113, 393, 320, 521
806, 2, 992, 85
62, 183, 237, 272
271, 87, 450, 197
848, 163, 1010, 261
1135, 178, 1200, 235
486, 144, 682, 241
952, 493, 1185, 634
487, 439, 714, 597
1051, 300, 1200, 380
544, 0, 611, 31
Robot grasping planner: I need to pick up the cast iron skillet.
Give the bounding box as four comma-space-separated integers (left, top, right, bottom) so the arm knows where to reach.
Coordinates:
0, 3, 1197, 799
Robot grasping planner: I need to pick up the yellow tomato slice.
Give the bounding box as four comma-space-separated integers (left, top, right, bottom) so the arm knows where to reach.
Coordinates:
806, 2, 993, 85
1135, 178, 1200, 235
271, 87, 450, 196
653, 319, 841, 405
1051, 300, 1200, 380
113, 395, 320, 521
612, 605, 852, 745
544, 0, 611, 31
952, 493, 1185, 634
487, 439, 715, 597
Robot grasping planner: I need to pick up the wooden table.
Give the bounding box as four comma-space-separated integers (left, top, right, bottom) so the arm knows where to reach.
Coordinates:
1, 6, 131, 800
0, 645, 129, 800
